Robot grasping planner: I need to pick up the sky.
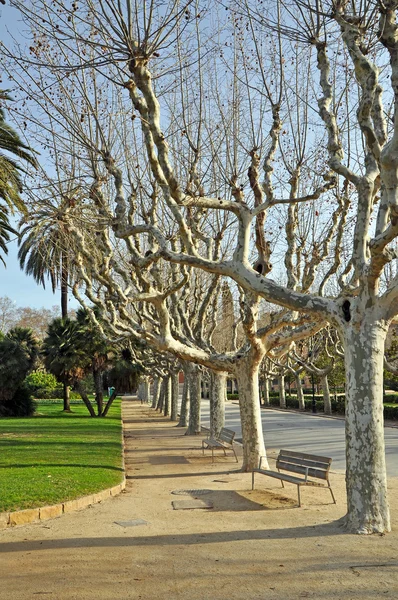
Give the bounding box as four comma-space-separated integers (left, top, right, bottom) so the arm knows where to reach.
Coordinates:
0, 4, 77, 310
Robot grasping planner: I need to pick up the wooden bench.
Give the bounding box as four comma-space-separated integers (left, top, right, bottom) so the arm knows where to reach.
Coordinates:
202, 427, 238, 463
252, 449, 336, 507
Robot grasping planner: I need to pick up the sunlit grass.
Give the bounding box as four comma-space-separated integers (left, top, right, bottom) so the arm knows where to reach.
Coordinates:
0, 400, 123, 512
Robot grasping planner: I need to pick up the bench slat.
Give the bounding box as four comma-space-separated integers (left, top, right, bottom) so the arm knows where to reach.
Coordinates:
254, 469, 324, 486
276, 460, 329, 480
218, 431, 235, 444
277, 455, 331, 470
279, 450, 332, 464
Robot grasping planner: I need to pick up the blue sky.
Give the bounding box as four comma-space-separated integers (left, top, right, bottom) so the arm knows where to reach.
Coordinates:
0, 4, 77, 310
0, 234, 76, 310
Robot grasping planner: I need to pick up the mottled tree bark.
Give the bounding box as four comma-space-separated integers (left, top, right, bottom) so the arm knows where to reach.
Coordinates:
171, 371, 179, 421
163, 376, 171, 417
144, 377, 150, 404
177, 371, 189, 427
342, 317, 390, 533
235, 358, 267, 471
295, 374, 305, 410
157, 378, 166, 412
278, 375, 286, 408
209, 370, 226, 437
151, 377, 160, 409
321, 375, 332, 416
185, 366, 201, 435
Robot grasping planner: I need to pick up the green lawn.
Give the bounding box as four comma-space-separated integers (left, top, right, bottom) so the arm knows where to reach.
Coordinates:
0, 400, 124, 512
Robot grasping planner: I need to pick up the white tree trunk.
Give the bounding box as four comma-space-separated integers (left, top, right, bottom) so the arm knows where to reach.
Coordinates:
157, 378, 165, 411
263, 377, 270, 407
279, 375, 286, 408
321, 375, 332, 416
235, 359, 268, 471
177, 371, 189, 427
144, 377, 150, 403
171, 371, 179, 421
343, 319, 390, 533
209, 370, 226, 437
163, 376, 171, 417
151, 377, 160, 409
185, 366, 201, 435
137, 381, 145, 404
295, 374, 305, 410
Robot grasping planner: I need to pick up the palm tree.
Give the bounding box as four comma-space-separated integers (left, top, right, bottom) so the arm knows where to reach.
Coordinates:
0, 91, 37, 265
76, 307, 113, 416
0, 327, 40, 416
18, 199, 74, 320
18, 196, 86, 411
42, 317, 96, 417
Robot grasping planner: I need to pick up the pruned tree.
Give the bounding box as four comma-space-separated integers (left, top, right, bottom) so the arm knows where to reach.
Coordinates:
5, 0, 398, 534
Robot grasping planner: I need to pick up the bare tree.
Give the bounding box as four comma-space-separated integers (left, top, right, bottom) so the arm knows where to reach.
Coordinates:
4, 0, 398, 533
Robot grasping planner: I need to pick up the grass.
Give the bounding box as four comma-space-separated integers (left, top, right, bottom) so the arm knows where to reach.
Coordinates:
0, 399, 124, 513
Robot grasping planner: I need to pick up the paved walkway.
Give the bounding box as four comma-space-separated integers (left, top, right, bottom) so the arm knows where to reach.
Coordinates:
0, 399, 398, 599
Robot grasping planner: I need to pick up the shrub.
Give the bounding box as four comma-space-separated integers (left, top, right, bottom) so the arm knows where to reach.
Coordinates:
384, 392, 398, 403
24, 371, 58, 396
34, 386, 81, 400
0, 384, 37, 417
34, 385, 63, 399
384, 405, 398, 420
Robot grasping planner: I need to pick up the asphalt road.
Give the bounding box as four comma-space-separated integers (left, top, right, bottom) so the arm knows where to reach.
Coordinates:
200, 400, 398, 476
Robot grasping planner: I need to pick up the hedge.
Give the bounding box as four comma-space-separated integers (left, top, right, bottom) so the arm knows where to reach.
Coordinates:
265, 396, 398, 419
229, 391, 398, 419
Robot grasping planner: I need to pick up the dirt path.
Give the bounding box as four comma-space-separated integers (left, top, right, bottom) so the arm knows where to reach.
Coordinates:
0, 399, 397, 600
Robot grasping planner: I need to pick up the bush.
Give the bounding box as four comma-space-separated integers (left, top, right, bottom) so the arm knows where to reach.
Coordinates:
331, 398, 346, 414
227, 393, 239, 399
0, 384, 37, 417
34, 386, 81, 400
24, 371, 58, 396
384, 392, 398, 403
383, 405, 398, 420
34, 385, 63, 399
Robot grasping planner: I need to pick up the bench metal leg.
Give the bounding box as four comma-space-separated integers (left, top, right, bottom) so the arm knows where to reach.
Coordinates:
297, 485, 301, 507
232, 446, 238, 463
278, 469, 284, 487
328, 482, 336, 504
211, 447, 214, 463
252, 471, 255, 490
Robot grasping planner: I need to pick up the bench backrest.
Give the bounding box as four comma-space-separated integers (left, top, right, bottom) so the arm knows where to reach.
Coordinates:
218, 427, 236, 445
276, 449, 332, 481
